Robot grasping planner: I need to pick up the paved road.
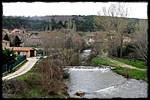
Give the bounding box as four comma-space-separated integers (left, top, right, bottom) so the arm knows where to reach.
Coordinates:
2, 57, 39, 81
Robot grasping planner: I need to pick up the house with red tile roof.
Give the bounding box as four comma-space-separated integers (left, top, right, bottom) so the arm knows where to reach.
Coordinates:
6, 47, 36, 57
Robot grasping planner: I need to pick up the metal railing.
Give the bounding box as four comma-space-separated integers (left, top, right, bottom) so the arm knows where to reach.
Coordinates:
2, 55, 26, 73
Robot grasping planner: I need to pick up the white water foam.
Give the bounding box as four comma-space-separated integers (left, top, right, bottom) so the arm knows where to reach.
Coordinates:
69, 67, 110, 73
94, 86, 116, 93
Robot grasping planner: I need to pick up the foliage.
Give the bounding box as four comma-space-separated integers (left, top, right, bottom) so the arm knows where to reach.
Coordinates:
51, 19, 57, 31
91, 57, 147, 81
12, 35, 22, 47
58, 48, 75, 66
2, 55, 26, 74
3, 57, 68, 98
91, 57, 116, 66
113, 58, 147, 69
64, 36, 73, 49
3, 16, 48, 31
2, 49, 17, 65
3, 34, 10, 41
2, 79, 29, 98
95, 3, 130, 57
132, 20, 148, 62
3, 15, 144, 33
121, 43, 135, 57
112, 67, 147, 81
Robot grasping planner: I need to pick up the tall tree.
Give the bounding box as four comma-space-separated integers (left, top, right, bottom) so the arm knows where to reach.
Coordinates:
72, 20, 76, 32
68, 19, 73, 29
94, 3, 129, 57
2, 49, 16, 65
57, 21, 64, 29
132, 20, 148, 62
3, 34, 10, 41
13, 35, 22, 47
51, 18, 57, 31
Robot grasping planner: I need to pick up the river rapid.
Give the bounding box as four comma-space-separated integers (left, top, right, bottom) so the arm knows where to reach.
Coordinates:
65, 49, 147, 98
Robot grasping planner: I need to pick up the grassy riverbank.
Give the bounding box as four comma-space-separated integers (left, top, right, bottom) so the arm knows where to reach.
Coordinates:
91, 57, 147, 81
112, 57, 147, 69
2, 57, 69, 98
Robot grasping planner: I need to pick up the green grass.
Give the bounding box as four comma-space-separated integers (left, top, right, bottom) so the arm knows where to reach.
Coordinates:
14, 71, 68, 98
113, 58, 147, 69
10, 58, 68, 98
12, 86, 44, 98
112, 67, 147, 81
14, 68, 44, 98
91, 57, 147, 81
91, 57, 119, 67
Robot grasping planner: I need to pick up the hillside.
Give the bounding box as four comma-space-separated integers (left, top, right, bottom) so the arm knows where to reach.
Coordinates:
3, 15, 145, 32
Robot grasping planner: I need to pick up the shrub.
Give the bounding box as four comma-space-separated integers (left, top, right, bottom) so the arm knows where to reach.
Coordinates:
2, 49, 17, 65
70, 53, 80, 65
35, 57, 67, 96
3, 56, 68, 98
2, 79, 29, 98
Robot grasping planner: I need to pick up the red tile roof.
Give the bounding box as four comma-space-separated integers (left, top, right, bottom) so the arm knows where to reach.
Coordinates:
7, 47, 35, 51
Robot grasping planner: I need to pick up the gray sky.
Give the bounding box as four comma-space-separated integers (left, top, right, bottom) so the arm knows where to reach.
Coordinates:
2, 2, 148, 19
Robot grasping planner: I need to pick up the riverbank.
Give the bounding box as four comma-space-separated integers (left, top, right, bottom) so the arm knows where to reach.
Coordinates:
2, 57, 69, 98
91, 56, 147, 81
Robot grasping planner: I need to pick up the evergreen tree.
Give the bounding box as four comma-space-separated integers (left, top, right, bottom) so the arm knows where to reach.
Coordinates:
2, 49, 16, 65
3, 34, 10, 41
72, 20, 76, 32
51, 19, 57, 31
13, 35, 22, 47
57, 21, 63, 29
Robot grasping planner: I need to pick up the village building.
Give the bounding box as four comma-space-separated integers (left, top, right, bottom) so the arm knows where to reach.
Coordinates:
11, 28, 26, 35
6, 47, 36, 58
2, 29, 37, 58
2, 29, 11, 38
9, 28, 28, 47
2, 40, 10, 50
24, 32, 42, 47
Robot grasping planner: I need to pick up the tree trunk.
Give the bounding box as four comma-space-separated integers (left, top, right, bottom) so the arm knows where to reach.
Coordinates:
119, 34, 123, 57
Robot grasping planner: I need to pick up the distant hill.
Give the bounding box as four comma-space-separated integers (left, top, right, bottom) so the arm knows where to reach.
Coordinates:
27, 15, 85, 21
3, 15, 146, 32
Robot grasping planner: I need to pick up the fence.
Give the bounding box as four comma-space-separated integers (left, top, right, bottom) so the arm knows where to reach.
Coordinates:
2, 55, 26, 73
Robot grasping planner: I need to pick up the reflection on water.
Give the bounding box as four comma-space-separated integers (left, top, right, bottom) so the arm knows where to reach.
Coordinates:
67, 67, 147, 98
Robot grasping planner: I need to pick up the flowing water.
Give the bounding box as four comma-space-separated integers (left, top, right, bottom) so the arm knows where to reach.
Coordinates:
66, 49, 148, 98
79, 49, 91, 65
67, 67, 147, 98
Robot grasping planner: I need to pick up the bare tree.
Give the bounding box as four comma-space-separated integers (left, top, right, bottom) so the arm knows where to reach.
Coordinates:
39, 32, 66, 56
95, 3, 129, 57
132, 20, 148, 62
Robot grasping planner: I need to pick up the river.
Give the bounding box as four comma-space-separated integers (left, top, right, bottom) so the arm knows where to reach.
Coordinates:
65, 49, 147, 98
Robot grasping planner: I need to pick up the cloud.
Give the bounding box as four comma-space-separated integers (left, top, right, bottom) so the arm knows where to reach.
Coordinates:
2, 2, 147, 19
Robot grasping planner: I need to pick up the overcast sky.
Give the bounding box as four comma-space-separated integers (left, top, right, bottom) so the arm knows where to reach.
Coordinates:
2, 2, 148, 19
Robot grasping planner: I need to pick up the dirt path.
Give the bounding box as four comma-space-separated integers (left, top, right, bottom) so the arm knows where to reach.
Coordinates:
107, 58, 146, 71
2, 57, 39, 81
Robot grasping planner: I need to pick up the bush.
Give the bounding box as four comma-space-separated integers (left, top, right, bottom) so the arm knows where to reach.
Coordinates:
112, 67, 147, 81
70, 53, 80, 65
58, 48, 75, 66
2, 49, 17, 66
2, 79, 29, 98
113, 58, 147, 69
91, 57, 111, 66
35, 57, 67, 96
121, 44, 138, 58
3, 56, 69, 98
